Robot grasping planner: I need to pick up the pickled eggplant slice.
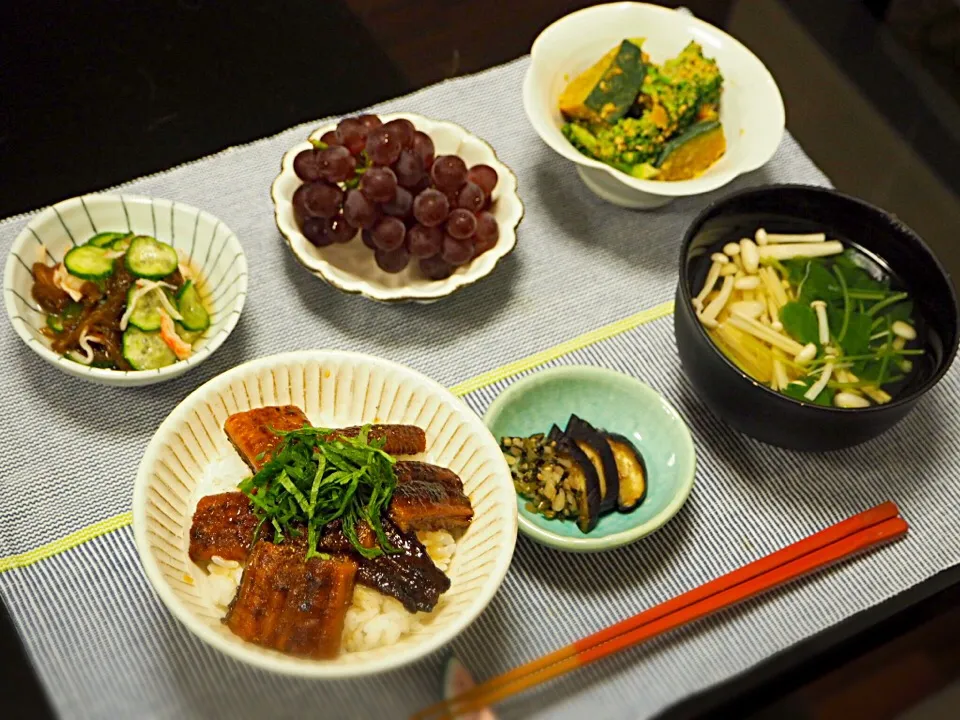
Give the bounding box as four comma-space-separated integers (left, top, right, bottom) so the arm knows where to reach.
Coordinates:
564, 415, 620, 514
603, 432, 647, 511
548, 425, 602, 533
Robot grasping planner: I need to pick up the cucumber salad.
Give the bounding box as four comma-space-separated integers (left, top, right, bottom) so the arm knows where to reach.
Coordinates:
31, 231, 210, 371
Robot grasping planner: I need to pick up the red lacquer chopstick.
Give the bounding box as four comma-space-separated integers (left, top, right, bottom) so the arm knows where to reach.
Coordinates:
412, 501, 906, 720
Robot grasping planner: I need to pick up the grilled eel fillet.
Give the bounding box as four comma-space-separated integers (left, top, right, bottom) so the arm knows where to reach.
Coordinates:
389, 461, 474, 533
189, 491, 262, 564
319, 518, 451, 613
224, 539, 357, 659
224, 406, 311, 472
188, 493, 451, 612
223, 406, 427, 473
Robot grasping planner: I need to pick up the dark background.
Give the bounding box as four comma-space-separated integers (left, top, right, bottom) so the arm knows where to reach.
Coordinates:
5, 1, 960, 718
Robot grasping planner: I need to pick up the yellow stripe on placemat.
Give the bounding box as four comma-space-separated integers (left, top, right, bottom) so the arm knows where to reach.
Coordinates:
0, 512, 134, 573
450, 300, 675, 396
0, 301, 675, 573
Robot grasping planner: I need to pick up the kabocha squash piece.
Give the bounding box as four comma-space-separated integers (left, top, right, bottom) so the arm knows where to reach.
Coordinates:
559, 39, 647, 124
548, 425, 602, 533
655, 120, 726, 181
603, 432, 648, 511
564, 415, 620, 513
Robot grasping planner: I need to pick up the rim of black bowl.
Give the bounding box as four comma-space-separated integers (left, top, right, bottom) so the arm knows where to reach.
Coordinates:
678, 183, 960, 413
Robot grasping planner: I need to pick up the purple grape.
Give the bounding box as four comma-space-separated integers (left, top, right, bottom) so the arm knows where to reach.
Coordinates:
366, 127, 403, 166
474, 211, 499, 247
441, 234, 474, 265
394, 149, 424, 189
293, 149, 324, 182
301, 182, 343, 219
358, 114, 382, 132
319, 130, 340, 147
409, 174, 431, 196
336, 118, 367, 155
446, 209, 477, 240
457, 182, 485, 213
325, 213, 356, 244
431, 155, 468, 192
371, 217, 406, 251
360, 167, 398, 203
383, 118, 416, 149
472, 231, 498, 258
292, 184, 311, 223
361, 228, 377, 249
382, 186, 413, 218
375, 246, 410, 273
342, 188, 380, 229
419, 255, 453, 280
412, 189, 449, 227
467, 164, 498, 196
319, 146, 357, 183
406, 224, 443, 258
302, 217, 333, 247
411, 131, 435, 170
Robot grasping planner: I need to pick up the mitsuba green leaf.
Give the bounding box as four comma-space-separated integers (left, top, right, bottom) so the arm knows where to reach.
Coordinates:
839, 313, 871, 356
780, 301, 819, 345
884, 300, 914, 324
798, 261, 843, 304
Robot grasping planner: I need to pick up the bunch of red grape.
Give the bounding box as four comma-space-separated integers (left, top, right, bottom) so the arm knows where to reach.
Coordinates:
291, 114, 500, 279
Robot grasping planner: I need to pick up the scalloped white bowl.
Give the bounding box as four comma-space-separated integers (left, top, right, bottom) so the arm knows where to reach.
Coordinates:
132, 350, 518, 677
523, 2, 785, 209
272, 113, 523, 303
3, 193, 247, 386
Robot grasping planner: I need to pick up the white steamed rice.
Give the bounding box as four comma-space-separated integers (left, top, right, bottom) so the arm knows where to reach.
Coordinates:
202, 529, 458, 654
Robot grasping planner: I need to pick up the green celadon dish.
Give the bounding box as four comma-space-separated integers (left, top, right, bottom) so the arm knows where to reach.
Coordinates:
484, 366, 696, 552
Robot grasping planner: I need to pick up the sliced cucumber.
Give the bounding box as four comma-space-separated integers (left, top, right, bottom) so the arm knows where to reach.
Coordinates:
125, 236, 179, 279
122, 327, 177, 370
175, 280, 210, 332
64, 245, 114, 280
46, 314, 64, 333
176, 326, 204, 345
89, 232, 126, 248
110, 233, 134, 252
126, 285, 166, 331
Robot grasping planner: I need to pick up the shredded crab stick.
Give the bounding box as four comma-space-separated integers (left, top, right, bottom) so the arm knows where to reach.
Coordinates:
52, 263, 86, 302
158, 308, 193, 359
118, 280, 181, 331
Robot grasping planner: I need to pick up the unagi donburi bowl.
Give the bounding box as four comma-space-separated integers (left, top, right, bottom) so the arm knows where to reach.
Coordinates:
674, 184, 960, 451
132, 350, 517, 677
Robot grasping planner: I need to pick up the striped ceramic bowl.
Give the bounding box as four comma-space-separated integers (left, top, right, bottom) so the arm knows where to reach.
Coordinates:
3, 194, 247, 386
132, 350, 517, 677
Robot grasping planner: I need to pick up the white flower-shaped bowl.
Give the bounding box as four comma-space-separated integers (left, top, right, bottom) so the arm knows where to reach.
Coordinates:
523, 2, 785, 209
272, 113, 523, 303
133, 350, 517, 677
3, 194, 248, 386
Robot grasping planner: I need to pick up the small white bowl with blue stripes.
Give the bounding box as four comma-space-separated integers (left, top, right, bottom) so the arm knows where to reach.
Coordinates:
3, 193, 248, 386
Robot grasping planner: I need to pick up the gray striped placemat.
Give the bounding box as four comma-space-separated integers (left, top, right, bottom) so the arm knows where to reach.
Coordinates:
3, 53, 944, 720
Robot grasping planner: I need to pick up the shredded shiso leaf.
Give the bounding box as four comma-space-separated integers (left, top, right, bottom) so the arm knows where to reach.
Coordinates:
238, 425, 399, 560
